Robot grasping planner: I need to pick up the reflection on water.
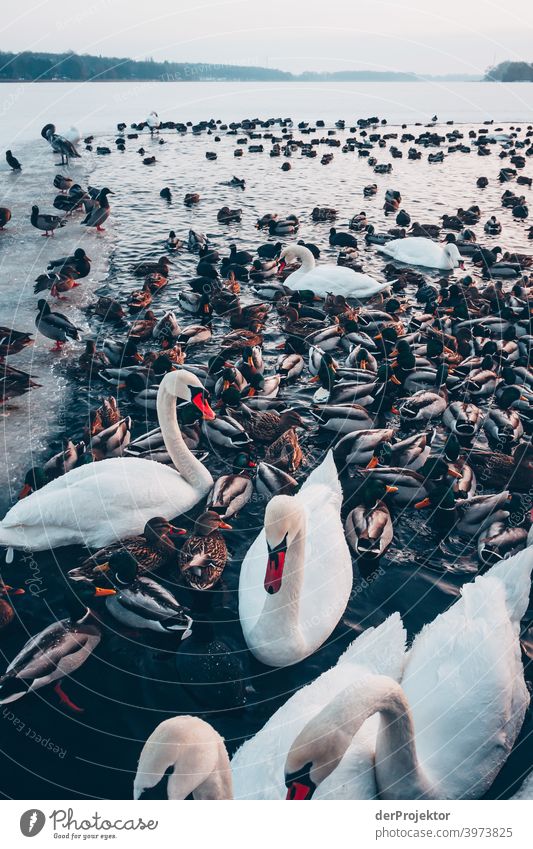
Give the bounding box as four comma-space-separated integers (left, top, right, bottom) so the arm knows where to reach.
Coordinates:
0, 112, 532, 799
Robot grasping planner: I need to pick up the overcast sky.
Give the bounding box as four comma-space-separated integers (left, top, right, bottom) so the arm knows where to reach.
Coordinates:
3, 0, 533, 74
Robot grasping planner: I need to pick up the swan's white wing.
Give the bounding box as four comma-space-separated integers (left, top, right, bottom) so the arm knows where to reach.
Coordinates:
0, 458, 202, 549
231, 614, 406, 799
402, 570, 529, 799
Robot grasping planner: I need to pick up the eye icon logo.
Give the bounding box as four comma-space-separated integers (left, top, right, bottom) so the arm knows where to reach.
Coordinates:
20, 810, 46, 837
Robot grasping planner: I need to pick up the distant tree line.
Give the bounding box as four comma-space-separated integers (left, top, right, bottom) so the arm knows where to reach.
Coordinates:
485, 61, 533, 82
0, 50, 481, 83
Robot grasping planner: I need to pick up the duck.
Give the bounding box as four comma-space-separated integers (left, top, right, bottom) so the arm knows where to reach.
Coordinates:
329, 228, 358, 248
232, 614, 406, 799
81, 187, 113, 231
380, 237, 463, 270
359, 466, 428, 507
466, 442, 533, 492
90, 415, 132, 461
127, 284, 152, 313
0, 365, 40, 403
0, 371, 215, 555
365, 431, 433, 472
237, 407, 304, 443
134, 716, 233, 800
239, 451, 352, 666
152, 311, 181, 346
207, 452, 256, 519
68, 517, 187, 582
280, 245, 389, 299
311, 403, 373, 436
202, 413, 251, 450
97, 551, 193, 635
264, 426, 304, 473
188, 230, 207, 253
484, 216, 502, 235
0, 327, 33, 358
178, 511, 231, 590
442, 401, 484, 438
166, 230, 182, 250
5, 150, 21, 171
276, 352, 305, 380
334, 428, 396, 468
220, 322, 264, 351
47, 248, 91, 279
282, 550, 531, 800
130, 310, 158, 340
0, 587, 102, 711
477, 520, 528, 568
0, 208, 12, 229
345, 480, 394, 558
176, 319, 213, 348
102, 337, 143, 367
416, 484, 512, 538
35, 300, 81, 350
398, 389, 447, 424
483, 407, 523, 445
34, 272, 78, 298
30, 206, 65, 236
132, 256, 172, 277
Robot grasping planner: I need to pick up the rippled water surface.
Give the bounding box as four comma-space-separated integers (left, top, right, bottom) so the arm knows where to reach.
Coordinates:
0, 92, 532, 799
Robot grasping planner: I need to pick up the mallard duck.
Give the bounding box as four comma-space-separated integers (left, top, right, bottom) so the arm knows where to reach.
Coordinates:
359, 467, 428, 506
483, 408, 523, 445
179, 511, 231, 590
467, 442, 533, 492
0, 327, 33, 358
127, 284, 152, 313
30, 205, 65, 236
166, 230, 182, 250
35, 300, 81, 350
202, 414, 251, 449
81, 187, 113, 231
97, 552, 193, 635
276, 352, 304, 380
90, 417, 132, 460
255, 462, 298, 498
93, 296, 125, 321
0, 587, 102, 711
152, 311, 181, 346
34, 272, 78, 298
214, 365, 247, 404
132, 256, 173, 277
130, 310, 158, 340
237, 407, 304, 442
416, 485, 512, 538
0, 365, 40, 403
207, 452, 256, 519
229, 303, 270, 328
334, 427, 396, 468
78, 340, 109, 374
477, 520, 528, 567
366, 431, 433, 471
280, 305, 327, 339
398, 390, 447, 424
68, 517, 187, 582
311, 403, 373, 435
241, 372, 281, 403
145, 271, 170, 292
442, 401, 484, 438
264, 427, 304, 472
43, 439, 86, 479
0, 208, 12, 229
188, 229, 207, 252
102, 338, 142, 366
345, 479, 394, 558
345, 345, 378, 371
220, 322, 264, 350
176, 320, 212, 347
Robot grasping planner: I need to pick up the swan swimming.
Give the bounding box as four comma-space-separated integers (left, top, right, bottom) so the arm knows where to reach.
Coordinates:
279, 244, 390, 298
379, 237, 464, 270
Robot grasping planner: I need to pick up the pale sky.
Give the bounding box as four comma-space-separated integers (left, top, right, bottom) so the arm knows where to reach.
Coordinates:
2, 0, 533, 75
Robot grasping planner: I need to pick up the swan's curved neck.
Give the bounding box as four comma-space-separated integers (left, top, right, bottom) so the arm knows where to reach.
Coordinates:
263, 516, 306, 620
293, 674, 438, 799
156, 382, 212, 490
295, 248, 316, 273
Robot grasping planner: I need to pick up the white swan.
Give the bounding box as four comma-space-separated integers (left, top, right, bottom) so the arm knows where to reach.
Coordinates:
231, 614, 406, 799
379, 237, 463, 270
283, 549, 531, 800
279, 244, 389, 298
238, 450, 353, 667
134, 716, 233, 800
0, 371, 214, 554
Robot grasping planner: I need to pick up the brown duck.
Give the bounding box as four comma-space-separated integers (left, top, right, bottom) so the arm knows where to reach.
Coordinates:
68, 517, 187, 582
237, 407, 304, 443
178, 511, 231, 590
265, 427, 304, 473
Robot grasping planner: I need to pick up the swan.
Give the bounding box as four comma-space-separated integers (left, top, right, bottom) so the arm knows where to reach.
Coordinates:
134, 716, 232, 799
279, 244, 389, 299
283, 549, 531, 800
0, 371, 214, 556
238, 450, 353, 667
379, 237, 464, 271
231, 614, 407, 799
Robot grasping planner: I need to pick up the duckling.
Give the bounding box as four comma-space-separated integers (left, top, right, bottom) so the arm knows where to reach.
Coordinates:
0, 327, 33, 358
0, 587, 102, 711
127, 284, 152, 313
345, 479, 394, 559
477, 520, 528, 568
98, 552, 193, 635
207, 452, 256, 519
35, 299, 81, 350
178, 511, 231, 591
264, 427, 304, 472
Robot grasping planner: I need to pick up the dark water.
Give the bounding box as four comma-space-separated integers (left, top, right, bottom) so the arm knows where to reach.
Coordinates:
0, 117, 532, 799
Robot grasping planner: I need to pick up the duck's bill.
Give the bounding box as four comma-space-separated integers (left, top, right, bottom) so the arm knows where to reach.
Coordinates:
94, 587, 117, 597
415, 497, 431, 509
17, 483, 33, 499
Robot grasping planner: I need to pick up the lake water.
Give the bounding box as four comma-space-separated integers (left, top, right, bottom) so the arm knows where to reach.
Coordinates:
1, 81, 533, 147
0, 80, 532, 800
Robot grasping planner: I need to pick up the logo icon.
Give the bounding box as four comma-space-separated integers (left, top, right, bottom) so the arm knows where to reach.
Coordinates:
20, 810, 46, 837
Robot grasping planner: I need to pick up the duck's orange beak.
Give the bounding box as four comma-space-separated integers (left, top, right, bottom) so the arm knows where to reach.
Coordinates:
415, 497, 431, 509
385, 485, 398, 494
217, 520, 232, 530
366, 456, 379, 469
17, 483, 32, 499
448, 468, 463, 479
94, 587, 117, 597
